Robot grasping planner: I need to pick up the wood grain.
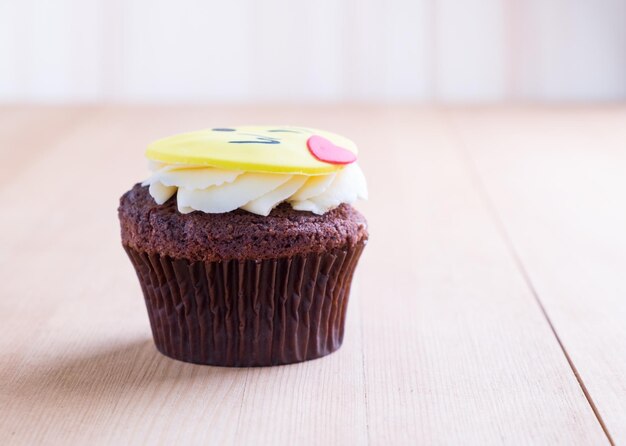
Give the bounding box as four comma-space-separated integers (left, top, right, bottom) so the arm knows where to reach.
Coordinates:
450, 106, 626, 444
355, 108, 607, 444
0, 106, 98, 187
0, 106, 621, 445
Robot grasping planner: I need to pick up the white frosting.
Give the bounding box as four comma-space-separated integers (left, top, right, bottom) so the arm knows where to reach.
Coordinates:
142, 162, 368, 216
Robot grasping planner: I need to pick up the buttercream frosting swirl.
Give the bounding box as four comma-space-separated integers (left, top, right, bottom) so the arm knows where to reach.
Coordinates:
142, 126, 368, 216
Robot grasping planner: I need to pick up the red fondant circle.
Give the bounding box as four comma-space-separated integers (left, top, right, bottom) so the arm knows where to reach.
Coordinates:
307, 135, 357, 165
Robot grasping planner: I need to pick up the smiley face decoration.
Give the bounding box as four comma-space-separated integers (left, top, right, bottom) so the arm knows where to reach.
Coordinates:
146, 126, 358, 175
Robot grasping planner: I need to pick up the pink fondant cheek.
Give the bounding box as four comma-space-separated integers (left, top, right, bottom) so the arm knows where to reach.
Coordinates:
306, 135, 357, 165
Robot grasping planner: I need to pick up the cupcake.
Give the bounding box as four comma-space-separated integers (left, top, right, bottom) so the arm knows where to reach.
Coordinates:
119, 126, 368, 366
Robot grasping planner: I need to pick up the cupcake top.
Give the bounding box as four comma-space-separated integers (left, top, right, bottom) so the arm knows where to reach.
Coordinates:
142, 126, 368, 216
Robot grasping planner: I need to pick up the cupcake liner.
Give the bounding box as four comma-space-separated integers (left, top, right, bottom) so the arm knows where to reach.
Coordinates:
124, 243, 365, 367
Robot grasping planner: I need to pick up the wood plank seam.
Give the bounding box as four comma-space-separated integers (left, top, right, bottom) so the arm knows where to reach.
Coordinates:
234, 369, 250, 438
444, 112, 616, 446
500, 240, 617, 446
359, 301, 371, 446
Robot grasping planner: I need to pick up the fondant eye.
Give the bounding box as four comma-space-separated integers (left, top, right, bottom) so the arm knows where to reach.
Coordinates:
212, 128, 236, 132
229, 133, 280, 144
268, 129, 300, 133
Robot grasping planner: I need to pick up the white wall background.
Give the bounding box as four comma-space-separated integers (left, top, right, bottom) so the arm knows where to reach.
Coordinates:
1, 0, 625, 103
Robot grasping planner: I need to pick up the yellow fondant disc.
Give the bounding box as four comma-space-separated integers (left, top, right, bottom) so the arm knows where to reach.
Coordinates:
146, 126, 358, 175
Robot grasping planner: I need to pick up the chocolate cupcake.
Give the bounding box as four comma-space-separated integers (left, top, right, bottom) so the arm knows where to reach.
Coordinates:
119, 126, 368, 366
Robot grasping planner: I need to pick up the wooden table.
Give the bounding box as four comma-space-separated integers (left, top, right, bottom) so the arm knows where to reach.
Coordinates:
1, 106, 624, 445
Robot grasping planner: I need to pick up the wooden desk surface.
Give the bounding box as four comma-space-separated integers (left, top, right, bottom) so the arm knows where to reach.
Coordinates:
1, 105, 624, 445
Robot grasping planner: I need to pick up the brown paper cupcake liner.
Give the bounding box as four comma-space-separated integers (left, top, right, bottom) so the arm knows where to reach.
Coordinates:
124, 243, 365, 367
